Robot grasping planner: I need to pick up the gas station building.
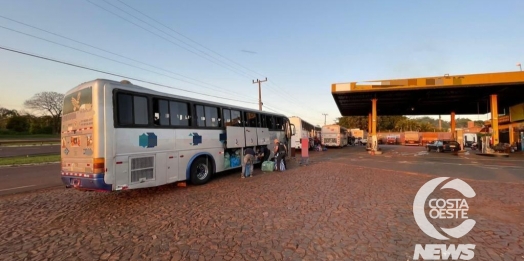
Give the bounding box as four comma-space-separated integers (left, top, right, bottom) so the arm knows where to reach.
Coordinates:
331, 71, 524, 152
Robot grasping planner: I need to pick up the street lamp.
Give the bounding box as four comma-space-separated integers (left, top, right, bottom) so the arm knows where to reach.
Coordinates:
518, 63, 522, 71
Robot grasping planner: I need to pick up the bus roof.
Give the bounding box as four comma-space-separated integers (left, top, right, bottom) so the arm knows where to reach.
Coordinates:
71, 78, 287, 117
289, 116, 315, 126
322, 124, 347, 130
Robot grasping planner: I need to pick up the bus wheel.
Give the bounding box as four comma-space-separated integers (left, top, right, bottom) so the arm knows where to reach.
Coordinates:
190, 157, 213, 185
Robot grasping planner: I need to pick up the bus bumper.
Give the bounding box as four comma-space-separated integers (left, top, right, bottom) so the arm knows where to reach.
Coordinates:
61, 172, 112, 191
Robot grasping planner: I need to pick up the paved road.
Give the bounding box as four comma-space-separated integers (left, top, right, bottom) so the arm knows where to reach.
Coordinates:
0, 145, 60, 157
0, 163, 62, 196
334, 145, 524, 184
0, 147, 522, 260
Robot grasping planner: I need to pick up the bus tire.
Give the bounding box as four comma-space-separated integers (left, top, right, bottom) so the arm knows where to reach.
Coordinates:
190, 156, 213, 185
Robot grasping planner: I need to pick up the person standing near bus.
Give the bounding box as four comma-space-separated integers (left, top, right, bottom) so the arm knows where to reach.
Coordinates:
274, 139, 287, 171
256, 146, 271, 162
242, 147, 255, 178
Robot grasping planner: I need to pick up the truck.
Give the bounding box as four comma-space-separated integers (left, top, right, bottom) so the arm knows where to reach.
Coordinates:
420, 132, 439, 146
438, 132, 452, 140
401, 131, 420, 146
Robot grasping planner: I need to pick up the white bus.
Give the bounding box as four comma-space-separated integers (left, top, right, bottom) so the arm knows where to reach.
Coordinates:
60, 79, 294, 192
321, 124, 349, 147
289, 116, 315, 150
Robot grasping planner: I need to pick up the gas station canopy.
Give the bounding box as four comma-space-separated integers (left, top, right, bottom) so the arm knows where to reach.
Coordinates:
331, 71, 524, 116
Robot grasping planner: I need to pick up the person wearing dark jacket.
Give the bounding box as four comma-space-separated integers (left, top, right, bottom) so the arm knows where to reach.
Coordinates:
257, 146, 271, 162
273, 139, 287, 171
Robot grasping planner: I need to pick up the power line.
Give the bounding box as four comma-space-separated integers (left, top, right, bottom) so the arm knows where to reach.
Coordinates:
0, 15, 251, 96
99, 0, 255, 79
84, 1, 322, 119
84, 0, 313, 114
115, 0, 269, 79
0, 16, 313, 111
0, 15, 322, 123
0, 45, 322, 123
101, 0, 258, 80
0, 45, 258, 105
102, 1, 318, 118
0, 24, 260, 103
113, 0, 325, 117
84, 0, 254, 80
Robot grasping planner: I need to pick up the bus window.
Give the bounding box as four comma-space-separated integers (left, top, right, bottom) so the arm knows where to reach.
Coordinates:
196, 105, 206, 127
223, 109, 232, 126
260, 114, 267, 127
231, 110, 242, 126
205, 106, 219, 127
266, 115, 275, 129
153, 98, 170, 126
116, 93, 149, 126
169, 101, 190, 126
275, 117, 284, 130
117, 93, 133, 125
245, 112, 258, 127
133, 96, 149, 125
253, 113, 260, 127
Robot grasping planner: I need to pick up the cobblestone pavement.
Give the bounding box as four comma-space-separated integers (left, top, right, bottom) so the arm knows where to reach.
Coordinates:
0, 147, 523, 260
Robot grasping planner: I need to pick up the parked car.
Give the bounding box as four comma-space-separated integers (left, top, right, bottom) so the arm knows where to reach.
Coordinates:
426, 140, 460, 152
386, 136, 397, 144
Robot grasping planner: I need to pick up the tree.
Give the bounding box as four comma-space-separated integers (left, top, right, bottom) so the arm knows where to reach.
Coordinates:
419, 122, 437, 132
377, 116, 407, 131
24, 92, 64, 134
394, 118, 421, 132
0, 107, 19, 129
473, 120, 485, 127
336, 116, 368, 130
6, 115, 30, 133
337, 115, 409, 132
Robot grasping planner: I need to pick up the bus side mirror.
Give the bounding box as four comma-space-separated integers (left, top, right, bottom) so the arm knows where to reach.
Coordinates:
291, 124, 296, 136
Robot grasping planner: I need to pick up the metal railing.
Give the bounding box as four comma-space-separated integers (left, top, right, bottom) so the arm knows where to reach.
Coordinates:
0, 139, 60, 146
0, 152, 60, 159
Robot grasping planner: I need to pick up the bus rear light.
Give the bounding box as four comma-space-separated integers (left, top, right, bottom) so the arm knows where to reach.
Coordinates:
94, 158, 105, 173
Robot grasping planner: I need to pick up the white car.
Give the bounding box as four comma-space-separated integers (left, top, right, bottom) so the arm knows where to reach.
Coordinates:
361, 138, 368, 144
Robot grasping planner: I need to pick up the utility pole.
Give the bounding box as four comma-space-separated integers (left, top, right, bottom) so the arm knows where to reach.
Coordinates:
252, 77, 267, 111
322, 113, 328, 125
438, 115, 442, 130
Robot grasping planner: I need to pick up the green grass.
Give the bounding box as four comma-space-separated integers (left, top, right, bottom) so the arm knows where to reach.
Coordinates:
0, 155, 61, 166
0, 134, 60, 140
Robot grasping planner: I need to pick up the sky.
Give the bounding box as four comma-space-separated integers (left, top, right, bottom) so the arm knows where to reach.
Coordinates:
1, 0, 523, 126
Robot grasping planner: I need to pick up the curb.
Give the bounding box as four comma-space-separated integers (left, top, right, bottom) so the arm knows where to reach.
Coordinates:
476, 153, 510, 158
